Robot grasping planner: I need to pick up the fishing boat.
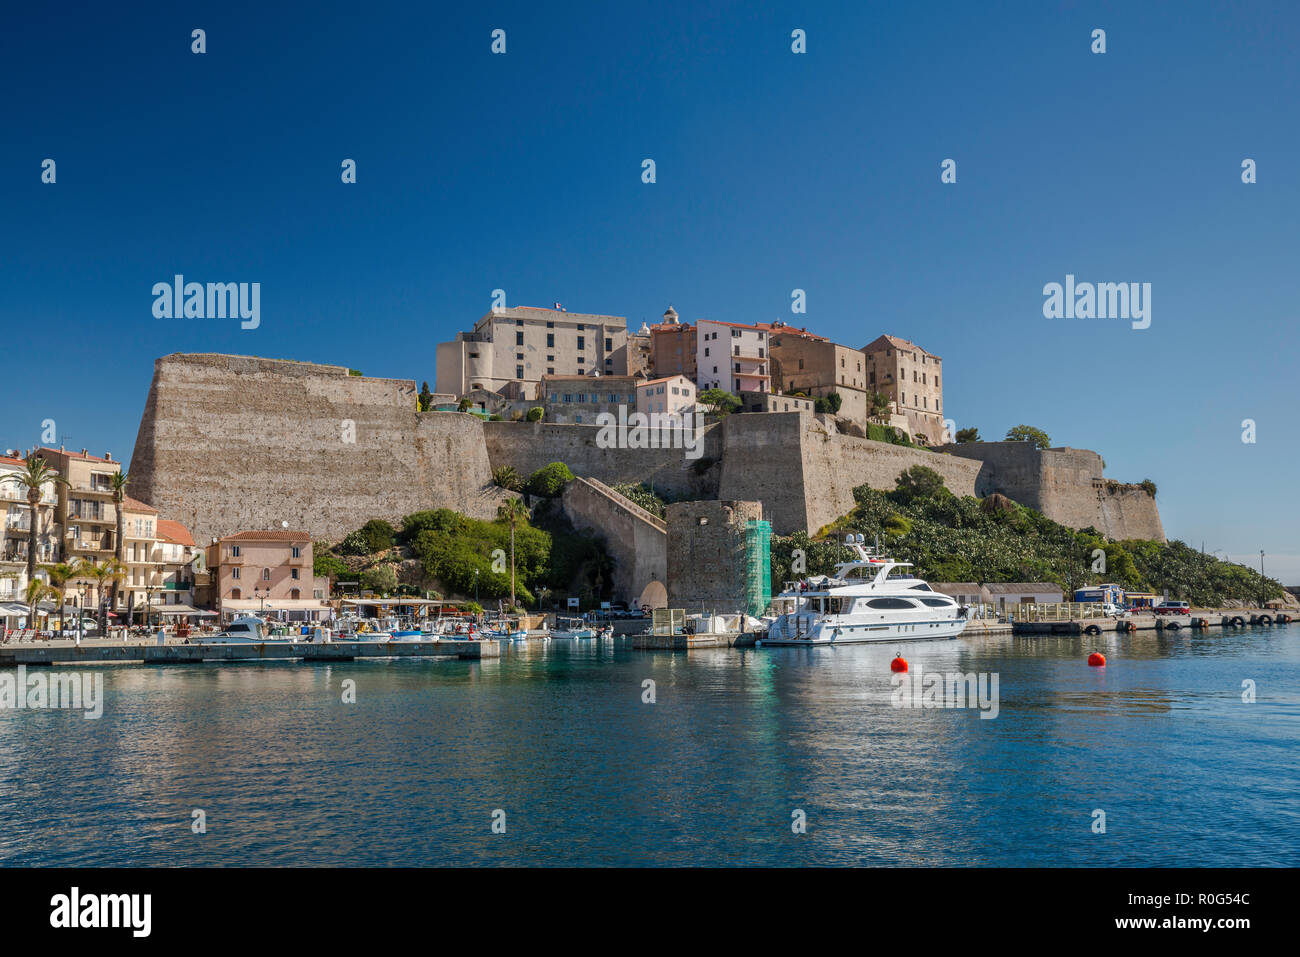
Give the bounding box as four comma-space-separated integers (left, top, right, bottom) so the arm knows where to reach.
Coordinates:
760, 535, 970, 646
550, 616, 597, 640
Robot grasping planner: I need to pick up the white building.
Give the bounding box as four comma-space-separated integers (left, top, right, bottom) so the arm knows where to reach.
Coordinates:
0, 452, 59, 607
695, 320, 771, 395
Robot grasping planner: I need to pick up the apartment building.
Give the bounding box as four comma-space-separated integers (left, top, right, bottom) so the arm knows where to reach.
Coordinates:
36, 447, 124, 568
206, 530, 331, 622
768, 327, 872, 427
695, 320, 771, 394
862, 335, 945, 442
435, 305, 629, 399
636, 375, 697, 417
119, 496, 162, 619
0, 453, 59, 602
540, 373, 640, 424
156, 519, 202, 611
739, 391, 815, 415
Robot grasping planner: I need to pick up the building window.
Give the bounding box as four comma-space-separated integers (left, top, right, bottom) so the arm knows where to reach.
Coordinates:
577, 324, 585, 331
515, 319, 523, 327
577, 336, 585, 350
516, 352, 524, 360
516, 332, 524, 346
516, 366, 524, 378
291, 588, 301, 600
704, 347, 709, 357
546, 321, 554, 328
547, 334, 554, 348
291, 568, 300, 580
232, 567, 241, 579
262, 568, 271, 581
231, 545, 240, 557
292, 546, 300, 558
798, 359, 804, 369
231, 588, 241, 599
605, 338, 612, 351
547, 367, 555, 375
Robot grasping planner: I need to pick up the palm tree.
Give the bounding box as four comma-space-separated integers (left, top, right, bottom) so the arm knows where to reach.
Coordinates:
496, 499, 529, 609
108, 471, 129, 564
78, 558, 125, 636
24, 577, 53, 633
492, 465, 521, 491
0, 457, 66, 587
40, 562, 80, 634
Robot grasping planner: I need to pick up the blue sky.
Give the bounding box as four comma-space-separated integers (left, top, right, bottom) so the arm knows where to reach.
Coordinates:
3, 1, 1297, 580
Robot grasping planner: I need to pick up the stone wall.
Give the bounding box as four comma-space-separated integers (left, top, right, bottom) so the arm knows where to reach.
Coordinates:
561, 477, 667, 608
665, 500, 763, 613
483, 420, 722, 500
718, 412, 983, 535
129, 354, 506, 545
942, 441, 1165, 541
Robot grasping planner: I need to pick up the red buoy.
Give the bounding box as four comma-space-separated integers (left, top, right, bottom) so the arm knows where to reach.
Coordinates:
890, 655, 908, 673
1088, 652, 1106, 667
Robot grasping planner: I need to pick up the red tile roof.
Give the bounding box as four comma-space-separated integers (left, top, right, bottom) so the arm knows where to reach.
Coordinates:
120, 495, 157, 515
156, 519, 195, 547
221, 530, 311, 542
34, 447, 118, 464
0, 455, 27, 468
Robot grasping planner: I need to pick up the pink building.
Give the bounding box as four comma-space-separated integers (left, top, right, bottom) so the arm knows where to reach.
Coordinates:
206, 530, 331, 622
695, 320, 771, 395
636, 374, 696, 417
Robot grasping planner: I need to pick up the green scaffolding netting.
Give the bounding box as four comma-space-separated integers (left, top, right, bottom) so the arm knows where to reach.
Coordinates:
743, 519, 772, 618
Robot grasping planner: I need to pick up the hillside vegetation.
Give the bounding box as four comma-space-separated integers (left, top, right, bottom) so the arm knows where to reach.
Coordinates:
771, 466, 1283, 607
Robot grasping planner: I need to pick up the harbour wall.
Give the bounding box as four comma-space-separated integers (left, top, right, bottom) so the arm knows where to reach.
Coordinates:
561, 477, 668, 608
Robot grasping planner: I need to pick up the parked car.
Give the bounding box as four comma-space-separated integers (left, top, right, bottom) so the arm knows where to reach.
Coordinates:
1101, 603, 1125, 617
1154, 601, 1190, 616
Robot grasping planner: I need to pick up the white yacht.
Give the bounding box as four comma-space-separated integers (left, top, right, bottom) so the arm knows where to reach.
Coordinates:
204, 616, 298, 645
761, 535, 970, 646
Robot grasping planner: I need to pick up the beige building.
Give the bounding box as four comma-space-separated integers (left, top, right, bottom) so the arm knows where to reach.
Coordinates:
739, 391, 815, 415
207, 530, 331, 622
862, 335, 945, 443
769, 328, 871, 426
637, 375, 697, 417
541, 373, 639, 424
436, 305, 629, 399
648, 307, 697, 382
36, 447, 124, 568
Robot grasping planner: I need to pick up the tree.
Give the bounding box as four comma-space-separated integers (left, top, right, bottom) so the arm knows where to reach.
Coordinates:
0, 457, 66, 586
360, 564, 398, 595
78, 558, 125, 636
1005, 424, 1051, 449
492, 465, 522, 491
39, 562, 80, 633
526, 407, 544, 422
457, 397, 473, 413
892, 465, 950, 505
497, 499, 529, 608
360, 519, 395, 554
418, 381, 435, 411
955, 427, 981, 443
109, 471, 130, 563
24, 577, 53, 632
697, 388, 741, 418
527, 462, 574, 498
1140, 479, 1157, 497
867, 391, 893, 424
824, 391, 843, 414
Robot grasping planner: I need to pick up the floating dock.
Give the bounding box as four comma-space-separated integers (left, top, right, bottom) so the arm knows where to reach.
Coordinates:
0, 638, 498, 667
1011, 610, 1291, 636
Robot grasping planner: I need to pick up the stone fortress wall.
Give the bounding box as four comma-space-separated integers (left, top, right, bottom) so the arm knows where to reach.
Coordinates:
128, 355, 1166, 547
129, 354, 508, 546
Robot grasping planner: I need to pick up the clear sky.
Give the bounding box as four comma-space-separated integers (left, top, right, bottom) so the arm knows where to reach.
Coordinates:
3, 1, 1297, 580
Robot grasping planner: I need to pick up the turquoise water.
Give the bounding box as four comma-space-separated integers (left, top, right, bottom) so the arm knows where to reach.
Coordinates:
1, 626, 1297, 866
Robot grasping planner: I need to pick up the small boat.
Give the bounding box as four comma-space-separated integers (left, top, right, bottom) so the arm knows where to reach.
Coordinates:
203, 616, 298, 645
550, 616, 597, 640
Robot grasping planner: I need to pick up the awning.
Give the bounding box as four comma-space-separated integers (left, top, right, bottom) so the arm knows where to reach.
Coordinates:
156, 604, 218, 617
1, 602, 30, 617
221, 598, 330, 611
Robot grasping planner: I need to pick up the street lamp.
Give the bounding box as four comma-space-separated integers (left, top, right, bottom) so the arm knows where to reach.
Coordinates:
1260, 551, 1266, 609
473, 568, 479, 604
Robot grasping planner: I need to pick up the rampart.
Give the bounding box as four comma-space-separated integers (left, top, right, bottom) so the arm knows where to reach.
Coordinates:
561, 477, 667, 608
128, 354, 505, 545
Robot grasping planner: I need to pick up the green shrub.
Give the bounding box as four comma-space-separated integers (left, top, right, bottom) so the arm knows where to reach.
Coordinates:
526, 407, 544, 422
527, 461, 575, 497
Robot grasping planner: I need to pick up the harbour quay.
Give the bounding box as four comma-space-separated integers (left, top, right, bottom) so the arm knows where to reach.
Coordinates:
0, 637, 498, 667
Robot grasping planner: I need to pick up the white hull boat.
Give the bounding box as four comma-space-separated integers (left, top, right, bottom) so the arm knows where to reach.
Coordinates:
760, 537, 970, 647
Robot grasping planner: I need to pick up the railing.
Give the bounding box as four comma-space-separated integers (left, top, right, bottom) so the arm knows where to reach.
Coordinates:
1011, 602, 1109, 622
